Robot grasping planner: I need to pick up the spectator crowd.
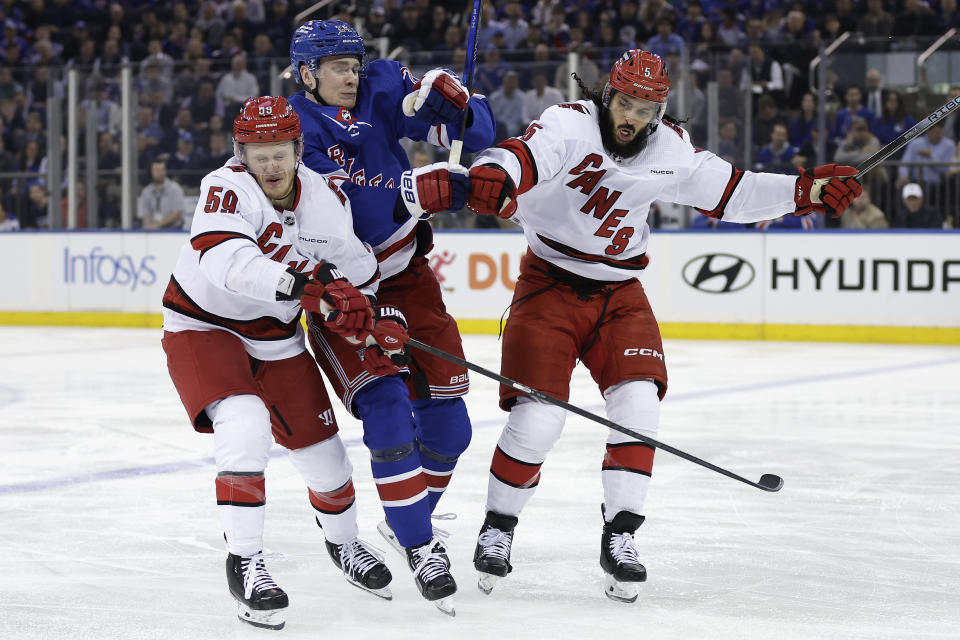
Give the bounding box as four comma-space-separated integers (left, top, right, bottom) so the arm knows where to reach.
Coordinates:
1, 0, 959, 231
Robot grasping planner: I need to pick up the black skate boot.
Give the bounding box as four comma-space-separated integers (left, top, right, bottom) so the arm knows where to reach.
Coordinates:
226, 552, 289, 630
599, 507, 647, 603
325, 538, 393, 600
473, 510, 519, 595
406, 538, 457, 616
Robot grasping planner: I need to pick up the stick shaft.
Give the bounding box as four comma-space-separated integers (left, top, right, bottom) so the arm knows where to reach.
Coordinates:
407, 338, 781, 492
856, 94, 960, 179
450, 0, 482, 165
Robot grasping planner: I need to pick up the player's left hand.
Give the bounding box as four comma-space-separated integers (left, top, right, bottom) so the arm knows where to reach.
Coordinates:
359, 306, 411, 377
402, 69, 469, 125
399, 162, 470, 219
794, 164, 862, 218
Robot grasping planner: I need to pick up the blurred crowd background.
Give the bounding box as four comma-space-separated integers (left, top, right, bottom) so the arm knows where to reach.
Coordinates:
2, 0, 960, 233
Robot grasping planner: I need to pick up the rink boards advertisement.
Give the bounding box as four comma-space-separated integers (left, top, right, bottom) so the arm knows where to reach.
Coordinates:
0, 230, 957, 343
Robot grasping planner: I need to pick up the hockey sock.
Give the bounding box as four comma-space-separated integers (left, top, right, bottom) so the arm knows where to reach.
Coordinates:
370, 444, 433, 548
602, 380, 660, 516
308, 479, 359, 545
412, 398, 472, 512
216, 472, 266, 557
486, 445, 542, 516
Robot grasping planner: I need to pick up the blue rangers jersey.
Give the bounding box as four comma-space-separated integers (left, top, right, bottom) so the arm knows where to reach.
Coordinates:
290, 58, 495, 278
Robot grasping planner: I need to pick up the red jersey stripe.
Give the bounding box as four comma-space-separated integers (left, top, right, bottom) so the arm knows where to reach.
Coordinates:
375, 226, 418, 263
536, 234, 649, 271
216, 473, 265, 507
695, 165, 744, 220
490, 446, 541, 488
162, 276, 301, 341
498, 138, 538, 194
190, 231, 254, 256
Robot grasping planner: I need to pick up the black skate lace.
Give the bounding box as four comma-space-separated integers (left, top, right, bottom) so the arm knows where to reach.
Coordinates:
609, 533, 640, 565
412, 539, 450, 584
241, 553, 279, 600
477, 527, 512, 560
341, 539, 387, 579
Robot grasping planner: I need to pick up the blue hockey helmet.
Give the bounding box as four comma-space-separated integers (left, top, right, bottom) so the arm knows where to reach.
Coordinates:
290, 20, 365, 84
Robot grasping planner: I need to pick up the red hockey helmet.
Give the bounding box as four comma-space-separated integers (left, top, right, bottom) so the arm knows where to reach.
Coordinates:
603, 49, 670, 107
233, 96, 302, 144
233, 96, 303, 173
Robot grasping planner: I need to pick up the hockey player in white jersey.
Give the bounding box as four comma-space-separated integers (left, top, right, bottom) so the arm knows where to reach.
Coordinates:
416, 50, 862, 602
161, 96, 398, 629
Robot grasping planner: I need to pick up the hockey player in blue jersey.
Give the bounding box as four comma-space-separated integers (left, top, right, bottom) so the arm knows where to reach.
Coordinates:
288, 20, 495, 614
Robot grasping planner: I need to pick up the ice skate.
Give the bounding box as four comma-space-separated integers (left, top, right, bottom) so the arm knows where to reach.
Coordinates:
599, 509, 647, 603
473, 511, 518, 595
377, 517, 450, 556
376, 518, 405, 556
226, 552, 289, 630
405, 538, 458, 616
325, 538, 393, 600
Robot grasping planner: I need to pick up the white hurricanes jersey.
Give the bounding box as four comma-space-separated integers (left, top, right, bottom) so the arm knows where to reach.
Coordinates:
473, 100, 799, 281
162, 158, 378, 360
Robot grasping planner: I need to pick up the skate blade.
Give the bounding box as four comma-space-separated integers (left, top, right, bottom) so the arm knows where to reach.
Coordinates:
477, 572, 500, 595
603, 573, 639, 604
346, 577, 393, 600
433, 596, 456, 617
376, 520, 405, 557
236, 602, 286, 630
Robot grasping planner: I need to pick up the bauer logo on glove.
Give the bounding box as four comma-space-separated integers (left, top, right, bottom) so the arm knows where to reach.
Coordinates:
399, 162, 470, 219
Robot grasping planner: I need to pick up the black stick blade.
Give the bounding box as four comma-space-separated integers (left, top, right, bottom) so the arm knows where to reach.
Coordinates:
758, 474, 784, 492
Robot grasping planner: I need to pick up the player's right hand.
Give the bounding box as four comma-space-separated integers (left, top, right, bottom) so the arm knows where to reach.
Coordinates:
359, 306, 411, 377
466, 164, 518, 219
400, 162, 470, 219
300, 262, 375, 337
794, 164, 861, 218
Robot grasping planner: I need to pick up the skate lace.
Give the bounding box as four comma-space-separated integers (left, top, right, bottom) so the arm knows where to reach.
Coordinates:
412, 539, 450, 584
242, 553, 279, 600
431, 512, 457, 521
609, 533, 640, 565
341, 539, 387, 578
477, 527, 512, 560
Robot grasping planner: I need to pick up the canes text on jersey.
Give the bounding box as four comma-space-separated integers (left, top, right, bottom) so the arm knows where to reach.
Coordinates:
566, 154, 635, 256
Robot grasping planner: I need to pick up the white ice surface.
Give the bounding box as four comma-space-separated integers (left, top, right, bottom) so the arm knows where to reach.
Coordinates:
1, 328, 959, 640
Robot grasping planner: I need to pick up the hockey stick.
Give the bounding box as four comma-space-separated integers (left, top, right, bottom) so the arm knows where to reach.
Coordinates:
849, 94, 960, 180
407, 338, 784, 493
448, 0, 483, 165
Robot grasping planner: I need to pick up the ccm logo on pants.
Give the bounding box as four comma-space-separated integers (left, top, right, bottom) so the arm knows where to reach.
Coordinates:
623, 348, 664, 360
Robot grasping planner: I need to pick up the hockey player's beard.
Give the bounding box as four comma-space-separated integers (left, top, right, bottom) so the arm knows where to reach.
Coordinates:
599, 107, 650, 159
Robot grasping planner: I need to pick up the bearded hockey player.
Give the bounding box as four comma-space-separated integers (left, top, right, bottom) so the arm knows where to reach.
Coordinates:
413, 49, 861, 603
161, 96, 398, 629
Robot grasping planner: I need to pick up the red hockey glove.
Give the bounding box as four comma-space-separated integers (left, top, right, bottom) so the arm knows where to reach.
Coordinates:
399, 162, 471, 219
794, 164, 862, 218
466, 164, 518, 219
300, 262, 374, 338
402, 69, 469, 125
359, 306, 411, 377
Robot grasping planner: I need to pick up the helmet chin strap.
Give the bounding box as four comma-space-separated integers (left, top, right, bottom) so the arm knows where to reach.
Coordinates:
310, 81, 327, 106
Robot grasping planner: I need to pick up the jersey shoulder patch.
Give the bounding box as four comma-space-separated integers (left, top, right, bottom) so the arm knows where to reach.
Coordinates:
660, 119, 685, 138
555, 102, 588, 114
